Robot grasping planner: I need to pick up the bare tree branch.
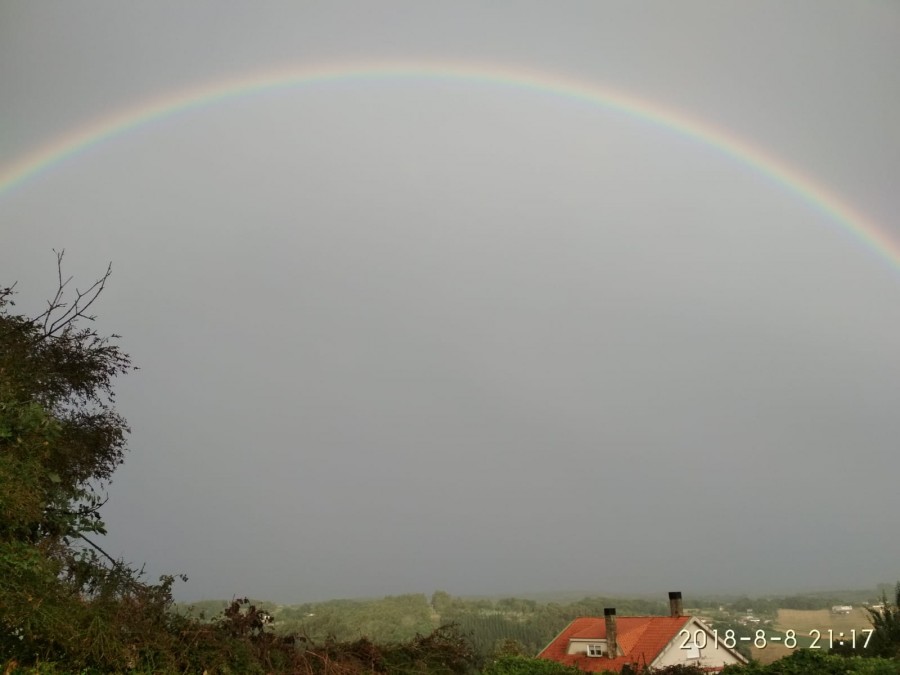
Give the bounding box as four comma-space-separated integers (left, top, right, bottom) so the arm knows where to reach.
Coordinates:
78, 532, 126, 570
26, 250, 114, 339
0, 280, 17, 306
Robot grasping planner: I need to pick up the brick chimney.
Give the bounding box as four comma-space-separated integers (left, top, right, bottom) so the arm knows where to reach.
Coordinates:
668, 591, 683, 617
604, 608, 617, 658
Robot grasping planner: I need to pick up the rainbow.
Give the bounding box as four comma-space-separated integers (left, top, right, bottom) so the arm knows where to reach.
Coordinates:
2, 61, 898, 275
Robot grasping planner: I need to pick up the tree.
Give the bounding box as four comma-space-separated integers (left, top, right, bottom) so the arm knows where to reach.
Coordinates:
0, 251, 131, 543
865, 582, 900, 659
0, 252, 172, 668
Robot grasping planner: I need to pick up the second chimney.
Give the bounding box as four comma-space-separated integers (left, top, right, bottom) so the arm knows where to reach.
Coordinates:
604, 607, 617, 658
668, 591, 683, 617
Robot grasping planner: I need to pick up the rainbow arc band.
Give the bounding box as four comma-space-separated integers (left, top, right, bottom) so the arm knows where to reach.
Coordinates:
1, 61, 898, 277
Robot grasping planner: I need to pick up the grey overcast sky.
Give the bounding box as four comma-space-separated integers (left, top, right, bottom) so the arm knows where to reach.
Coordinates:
2, 2, 899, 603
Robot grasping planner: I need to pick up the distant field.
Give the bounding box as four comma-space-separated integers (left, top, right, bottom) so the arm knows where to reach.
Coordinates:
749, 608, 874, 662
776, 608, 871, 635
750, 642, 793, 665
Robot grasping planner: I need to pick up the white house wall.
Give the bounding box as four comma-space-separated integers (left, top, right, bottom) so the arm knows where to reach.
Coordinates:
651, 618, 746, 671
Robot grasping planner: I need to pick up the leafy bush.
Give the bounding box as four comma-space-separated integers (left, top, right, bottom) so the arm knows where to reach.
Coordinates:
482, 655, 583, 675
721, 649, 900, 674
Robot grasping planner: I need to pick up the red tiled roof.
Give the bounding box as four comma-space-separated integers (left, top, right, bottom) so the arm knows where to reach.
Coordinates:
538, 616, 692, 673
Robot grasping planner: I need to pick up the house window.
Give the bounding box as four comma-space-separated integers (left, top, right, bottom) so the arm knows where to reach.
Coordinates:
684, 641, 700, 660
587, 644, 604, 657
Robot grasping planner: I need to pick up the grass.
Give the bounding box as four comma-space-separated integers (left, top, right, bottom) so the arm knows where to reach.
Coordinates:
747, 608, 876, 663
775, 608, 872, 636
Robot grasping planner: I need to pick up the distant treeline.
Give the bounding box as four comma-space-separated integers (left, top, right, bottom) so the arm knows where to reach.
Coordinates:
179, 592, 671, 658
715, 592, 879, 618
176, 588, 887, 661
279, 593, 436, 643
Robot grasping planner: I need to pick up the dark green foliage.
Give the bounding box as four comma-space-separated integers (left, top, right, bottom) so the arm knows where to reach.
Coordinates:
481, 656, 711, 675
0, 257, 152, 667
721, 649, 900, 674
864, 584, 900, 659
481, 655, 583, 675
494, 639, 529, 657
0, 260, 251, 671
646, 666, 710, 675
439, 611, 556, 660
379, 624, 478, 674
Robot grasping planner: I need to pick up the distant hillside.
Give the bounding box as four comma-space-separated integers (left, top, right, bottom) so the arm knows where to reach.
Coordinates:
171, 586, 889, 661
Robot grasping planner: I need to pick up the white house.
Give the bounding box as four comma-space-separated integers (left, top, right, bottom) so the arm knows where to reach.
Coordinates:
538, 592, 748, 673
